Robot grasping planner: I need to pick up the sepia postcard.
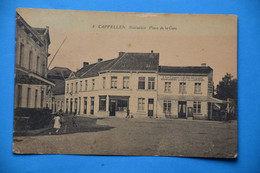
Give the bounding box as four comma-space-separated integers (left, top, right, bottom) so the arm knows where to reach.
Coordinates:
13, 8, 237, 158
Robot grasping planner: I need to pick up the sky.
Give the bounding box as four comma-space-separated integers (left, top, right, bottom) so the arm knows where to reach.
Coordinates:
17, 8, 237, 85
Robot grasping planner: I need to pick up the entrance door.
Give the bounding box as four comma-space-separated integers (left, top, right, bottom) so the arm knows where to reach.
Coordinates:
148, 98, 154, 117
90, 97, 94, 115
178, 101, 187, 118
109, 100, 116, 116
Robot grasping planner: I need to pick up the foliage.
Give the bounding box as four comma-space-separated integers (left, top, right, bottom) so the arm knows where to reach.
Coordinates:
215, 73, 237, 101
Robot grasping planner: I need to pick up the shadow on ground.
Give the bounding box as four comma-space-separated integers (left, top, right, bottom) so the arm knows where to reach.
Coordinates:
14, 115, 114, 137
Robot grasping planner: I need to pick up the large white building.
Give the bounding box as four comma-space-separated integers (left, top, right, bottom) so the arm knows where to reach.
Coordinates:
14, 12, 54, 109
65, 51, 221, 120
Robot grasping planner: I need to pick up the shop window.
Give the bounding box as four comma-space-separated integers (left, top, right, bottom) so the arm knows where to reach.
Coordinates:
123, 76, 129, 89
164, 82, 171, 92
138, 98, 145, 110
163, 100, 171, 113
138, 77, 145, 90
179, 82, 186, 93
99, 96, 107, 111
194, 83, 201, 94
193, 101, 201, 113
111, 76, 117, 88
148, 77, 155, 90
117, 99, 128, 111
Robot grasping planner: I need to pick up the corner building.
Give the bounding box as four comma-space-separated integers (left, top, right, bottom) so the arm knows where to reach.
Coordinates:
65, 51, 217, 120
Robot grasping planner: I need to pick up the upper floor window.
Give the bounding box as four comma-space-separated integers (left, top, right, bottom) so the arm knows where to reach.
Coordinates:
66, 83, 69, 93
111, 76, 117, 89
164, 82, 171, 92
71, 83, 73, 93
103, 77, 106, 89
36, 56, 40, 74
138, 77, 145, 90
75, 82, 78, 93
19, 43, 24, 66
193, 101, 201, 114
85, 80, 88, 91
148, 77, 155, 90
28, 50, 32, 70
179, 82, 186, 93
194, 83, 201, 94
80, 81, 82, 91
123, 76, 130, 89
92, 79, 95, 90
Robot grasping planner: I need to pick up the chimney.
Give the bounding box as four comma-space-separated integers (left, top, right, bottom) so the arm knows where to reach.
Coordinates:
98, 58, 103, 62
151, 50, 154, 53
201, 63, 206, 67
119, 52, 125, 56
83, 62, 89, 67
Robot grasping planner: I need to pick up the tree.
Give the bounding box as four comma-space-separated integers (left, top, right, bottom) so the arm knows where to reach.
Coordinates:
215, 73, 237, 101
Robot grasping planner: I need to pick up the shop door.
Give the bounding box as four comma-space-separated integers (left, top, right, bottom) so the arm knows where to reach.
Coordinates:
148, 98, 154, 117
109, 101, 116, 116
178, 101, 187, 118
90, 97, 94, 115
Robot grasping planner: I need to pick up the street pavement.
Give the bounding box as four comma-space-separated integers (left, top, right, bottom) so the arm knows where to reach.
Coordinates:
13, 116, 237, 158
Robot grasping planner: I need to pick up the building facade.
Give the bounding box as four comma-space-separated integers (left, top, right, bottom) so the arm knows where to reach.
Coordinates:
14, 13, 54, 109
65, 51, 219, 120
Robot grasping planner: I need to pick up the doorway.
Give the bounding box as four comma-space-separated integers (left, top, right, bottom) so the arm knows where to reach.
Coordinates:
178, 101, 187, 118
109, 100, 116, 116
148, 98, 154, 117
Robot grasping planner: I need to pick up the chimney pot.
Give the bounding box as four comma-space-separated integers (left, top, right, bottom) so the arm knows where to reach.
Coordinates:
201, 63, 206, 67
151, 50, 154, 53
83, 62, 89, 67
119, 52, 125, 56
98, 58, 103, 62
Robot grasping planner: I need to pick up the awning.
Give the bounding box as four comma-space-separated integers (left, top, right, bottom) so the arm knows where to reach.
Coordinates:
157, 94, 227, 103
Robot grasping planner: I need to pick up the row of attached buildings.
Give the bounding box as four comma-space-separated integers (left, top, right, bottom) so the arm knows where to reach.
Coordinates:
14, 12, 224, 120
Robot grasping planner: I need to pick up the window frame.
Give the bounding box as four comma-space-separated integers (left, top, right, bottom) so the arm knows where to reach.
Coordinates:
148, 77, 155, 90
138, 77, 145, 90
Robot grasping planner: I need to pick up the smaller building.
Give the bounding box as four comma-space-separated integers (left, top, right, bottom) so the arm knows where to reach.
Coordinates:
46, 67, 72, 113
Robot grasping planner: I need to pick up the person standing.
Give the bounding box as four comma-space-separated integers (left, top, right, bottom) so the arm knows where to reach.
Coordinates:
53, 115, 61, 134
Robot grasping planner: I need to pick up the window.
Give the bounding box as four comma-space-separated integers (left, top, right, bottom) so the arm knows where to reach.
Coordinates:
193, 101, 201, 114
123, 76, 129, 89
40, 90, 44, 108
17, 85, 22, 108
19, 43, 24, 66
164, 82, 171, 92
36, 56, 40, 74
66, 98, 68, 113
92, 79, 95, 90
194, 83, 201, 94
35, 89, 38, 108
71, 83, 73, 93
103, 77, 106, 89
75, 82, 78, 93
148, 77, 155, 90
66, 83, 69, 93
138, 98, 145, 110
99, 96, 107, 111
28, 50, 32, 70
179, 82, 186, 93
163, 100, 171, 113
84, 97, 87, 114
138, 77, 145, 90
117, 99, 128, 111
27, 88, 31, 107
85, 80, 88, 91
111, 76, 117, 88
78, 97, 81, 114
80, 81, 82, 91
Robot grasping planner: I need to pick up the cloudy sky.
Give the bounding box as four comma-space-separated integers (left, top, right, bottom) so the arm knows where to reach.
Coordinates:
17, 8, 237, 85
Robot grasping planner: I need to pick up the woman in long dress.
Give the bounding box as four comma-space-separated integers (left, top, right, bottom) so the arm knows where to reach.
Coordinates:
53, 115, 61, 134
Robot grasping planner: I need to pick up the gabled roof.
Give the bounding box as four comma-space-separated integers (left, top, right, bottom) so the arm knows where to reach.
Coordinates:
72, 51, 159, 79
47, 66, 72, 79
158, 66, 213, 74
51, 79, 65, 95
